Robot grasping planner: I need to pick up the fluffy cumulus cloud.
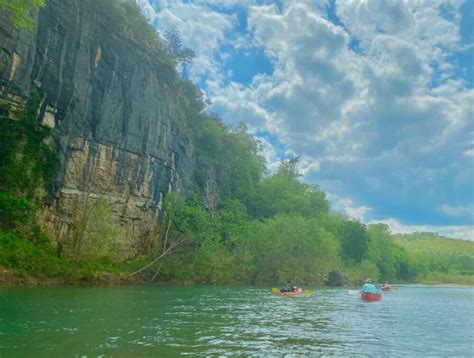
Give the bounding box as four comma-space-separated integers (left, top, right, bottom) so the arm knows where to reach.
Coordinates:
139, 0, 473, 239
136, 0, 236, 83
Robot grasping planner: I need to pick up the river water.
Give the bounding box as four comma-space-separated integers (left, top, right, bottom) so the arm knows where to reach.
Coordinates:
0, 285, 472, 357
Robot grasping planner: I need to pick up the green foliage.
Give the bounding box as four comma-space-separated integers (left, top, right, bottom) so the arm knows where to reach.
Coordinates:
0, 96, 65, 279
394, 233, 474, 280
0, 0, 44, 29
194, 116, 266, 212
367, 224, 398, 280
195, 116, 226, 162
0, 231, 69, 277
0, 96, 57, 232
192, 237, 235, 283
217, 124, 267, 208
248, 215, 339, 285
72, 198, 122, 263
251, 164, 329, 219
0, 97, 57, 198
0, 192, 34, 228
163, 29, 195, 78
122, 1, 158, 43
91, 0, 166, 53
337, 220, 370, 264
343, 260, 381, 284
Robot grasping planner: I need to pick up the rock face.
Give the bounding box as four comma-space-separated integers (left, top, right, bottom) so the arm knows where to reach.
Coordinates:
0, 0, 198, 257
326, 270, 348, 287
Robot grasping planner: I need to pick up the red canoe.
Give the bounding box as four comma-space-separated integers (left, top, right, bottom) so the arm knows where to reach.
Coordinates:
361, 292, 382, 301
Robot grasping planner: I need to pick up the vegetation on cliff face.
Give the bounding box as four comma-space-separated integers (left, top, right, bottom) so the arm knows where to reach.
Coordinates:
1, 1, 472, 286
93, 0, 164, 50
0, 95, 63, 277
0, 95, 57, 228
0, 0, 45, 29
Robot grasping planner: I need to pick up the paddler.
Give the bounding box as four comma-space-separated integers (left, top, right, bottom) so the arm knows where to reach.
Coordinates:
361, 278, 381, 294
280, 279, 297, 293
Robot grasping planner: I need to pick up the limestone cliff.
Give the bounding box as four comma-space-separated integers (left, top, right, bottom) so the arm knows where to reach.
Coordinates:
0, 0, 200, 257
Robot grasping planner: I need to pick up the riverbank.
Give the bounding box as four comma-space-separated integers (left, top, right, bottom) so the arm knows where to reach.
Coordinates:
414, 274, 474, 286
2, 267, 473, 288
0, 267, 142, 287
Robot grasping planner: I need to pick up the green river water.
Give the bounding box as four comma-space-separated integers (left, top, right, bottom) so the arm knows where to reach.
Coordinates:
0, 285, 473, 357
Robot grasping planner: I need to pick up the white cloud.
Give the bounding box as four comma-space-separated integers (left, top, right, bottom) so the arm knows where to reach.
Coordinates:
369, 218, 474, 241
335, 0, 462, 51
329, 195, 473, 240
209, 80, 274, 129
138, 0, 236, 84
440, 204, 474, 219
328, 194, 372, 221
246, 2, 361, 159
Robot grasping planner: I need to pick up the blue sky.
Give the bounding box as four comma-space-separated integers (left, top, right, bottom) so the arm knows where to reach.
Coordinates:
138, 0, 473, 240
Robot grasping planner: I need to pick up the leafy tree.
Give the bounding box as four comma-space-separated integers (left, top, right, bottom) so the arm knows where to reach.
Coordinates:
217, 123, 266, 208
73, 198, 121, 263
163, 29, 183, 58
338, 220, 370, 264
251, 158, 329, 219
249, 215, 339, 285
278, 157, 302, 180
367, 224, 398, 280
163, 28, 195, 78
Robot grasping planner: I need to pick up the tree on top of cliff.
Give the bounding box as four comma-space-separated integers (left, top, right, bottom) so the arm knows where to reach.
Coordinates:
163, 29, 196, 79
0, 0, 44, 29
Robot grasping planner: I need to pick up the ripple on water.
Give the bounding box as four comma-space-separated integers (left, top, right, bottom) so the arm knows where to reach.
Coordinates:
0, 285, 472, 356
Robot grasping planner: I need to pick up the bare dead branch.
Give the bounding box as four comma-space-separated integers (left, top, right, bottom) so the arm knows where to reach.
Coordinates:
128, 235, 189, 277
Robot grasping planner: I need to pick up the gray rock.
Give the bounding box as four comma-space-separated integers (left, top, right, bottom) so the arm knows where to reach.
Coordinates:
326, 270, 348, 286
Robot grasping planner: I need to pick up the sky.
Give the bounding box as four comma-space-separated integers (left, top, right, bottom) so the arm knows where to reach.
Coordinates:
137, 0, 474, 240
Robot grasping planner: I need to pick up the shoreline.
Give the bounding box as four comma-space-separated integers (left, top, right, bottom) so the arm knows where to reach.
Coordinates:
0, 268, 143, 288
1, 270, 472, 289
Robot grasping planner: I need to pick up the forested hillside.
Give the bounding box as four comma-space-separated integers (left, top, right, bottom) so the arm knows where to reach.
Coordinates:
0, 0, 472, 286
394, 233, 474, 284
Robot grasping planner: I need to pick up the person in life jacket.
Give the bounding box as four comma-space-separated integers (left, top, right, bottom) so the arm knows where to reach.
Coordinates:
361, 278, 381, 294
280, 280, 297, 293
